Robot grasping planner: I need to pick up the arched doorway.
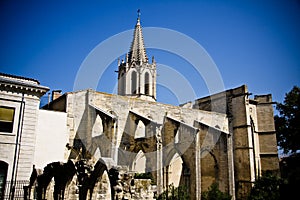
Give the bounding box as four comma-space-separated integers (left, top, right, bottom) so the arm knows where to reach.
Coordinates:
0, 161, 8, 199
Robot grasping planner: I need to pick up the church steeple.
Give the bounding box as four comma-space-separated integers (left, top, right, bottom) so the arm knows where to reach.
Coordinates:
128, 9, 148, 64
117, 10, 156, 102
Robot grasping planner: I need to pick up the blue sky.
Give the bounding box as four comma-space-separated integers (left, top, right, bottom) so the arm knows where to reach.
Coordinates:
1, 0, 300, 109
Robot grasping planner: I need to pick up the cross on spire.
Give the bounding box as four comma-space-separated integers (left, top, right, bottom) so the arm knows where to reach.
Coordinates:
137, 9, 141, 19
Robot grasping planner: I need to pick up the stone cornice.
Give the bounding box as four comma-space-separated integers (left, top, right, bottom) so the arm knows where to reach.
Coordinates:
0, 73, 49, 96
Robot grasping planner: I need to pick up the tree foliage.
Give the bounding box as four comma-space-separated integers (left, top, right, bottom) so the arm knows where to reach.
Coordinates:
157, 184, 190, 200
275, 86, 300, 154
279, 153, 300, 199
201, 183, 231, 200
248, 171, 282, 200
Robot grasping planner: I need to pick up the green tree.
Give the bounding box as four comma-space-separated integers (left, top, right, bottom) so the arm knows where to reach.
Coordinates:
279, 153, 300, 199
274, 86, 300, 154
248, 171, 282, 200
157, 184, 189, 200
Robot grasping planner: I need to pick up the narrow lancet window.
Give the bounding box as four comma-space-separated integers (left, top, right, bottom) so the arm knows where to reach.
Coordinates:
145, 72, 150, 95
131, 71, 137, 94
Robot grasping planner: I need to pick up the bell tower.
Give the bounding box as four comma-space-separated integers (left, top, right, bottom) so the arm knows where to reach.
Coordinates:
117, 10, 156, 101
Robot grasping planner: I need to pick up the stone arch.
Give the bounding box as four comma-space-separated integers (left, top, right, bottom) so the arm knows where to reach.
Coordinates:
87, 159, 110, 200
167, 153, 183, 188
35, 161, 76, 200
132, 150, 146, 173
36, 164, 55, 200
164, 148, 188, 190
89, 170, 111, 200
89, 109, 117, 159
64, 158, 110, 200
164, 148, 179, 167
131, 70, 137, 94
200, 149, 219, 191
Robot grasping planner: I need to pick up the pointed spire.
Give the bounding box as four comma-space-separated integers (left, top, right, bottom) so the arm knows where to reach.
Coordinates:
128, 9, 148, 64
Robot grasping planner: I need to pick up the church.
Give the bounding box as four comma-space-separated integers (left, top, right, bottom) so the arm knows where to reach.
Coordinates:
0, 13, 279, 200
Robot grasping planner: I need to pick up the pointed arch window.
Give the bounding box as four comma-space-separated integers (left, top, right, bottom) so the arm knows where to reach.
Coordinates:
135, 120, 146, 138
131, 71, 137, 94
144, 72, 150, 95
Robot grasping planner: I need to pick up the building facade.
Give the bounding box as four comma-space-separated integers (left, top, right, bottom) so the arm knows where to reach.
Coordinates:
0, 73, 49, 199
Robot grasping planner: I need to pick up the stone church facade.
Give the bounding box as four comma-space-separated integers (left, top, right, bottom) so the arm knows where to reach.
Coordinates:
0, 14, 279, 200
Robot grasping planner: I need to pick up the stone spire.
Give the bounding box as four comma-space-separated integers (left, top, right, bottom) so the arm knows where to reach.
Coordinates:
128, 9, 148, 64
118, 10, 156, 102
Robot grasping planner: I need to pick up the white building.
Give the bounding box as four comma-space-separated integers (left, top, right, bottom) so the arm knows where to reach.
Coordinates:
0, 73, 68, 199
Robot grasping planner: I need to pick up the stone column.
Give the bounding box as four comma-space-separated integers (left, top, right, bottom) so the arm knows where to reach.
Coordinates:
227, 133, 236, 200
195, 129, 201, 200
113, 120, 118, 164
156, 126, 163, 195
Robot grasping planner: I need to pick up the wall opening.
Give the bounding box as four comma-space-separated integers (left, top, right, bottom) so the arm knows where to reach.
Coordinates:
131, 71, 137, 94
168, 153, 183, 188
134, 120, 145, 139
92, 115, 103, 138
144, 72, 150, 95
132, 150, 146, 173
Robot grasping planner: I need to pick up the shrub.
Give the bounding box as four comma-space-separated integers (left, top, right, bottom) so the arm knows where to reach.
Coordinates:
201, 182, 232, 200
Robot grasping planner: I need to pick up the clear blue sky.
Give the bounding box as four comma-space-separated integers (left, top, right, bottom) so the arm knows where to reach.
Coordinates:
1, 0, 300, 109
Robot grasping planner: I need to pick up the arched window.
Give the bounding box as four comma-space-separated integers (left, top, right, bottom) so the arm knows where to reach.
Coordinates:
144, 72, 150, 95
131, 71, 137, 94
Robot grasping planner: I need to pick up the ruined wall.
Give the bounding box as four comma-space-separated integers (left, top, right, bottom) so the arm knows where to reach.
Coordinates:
46, 89, 230, 200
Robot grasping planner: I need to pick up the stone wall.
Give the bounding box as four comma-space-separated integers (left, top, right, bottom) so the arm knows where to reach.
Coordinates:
34, 109, 68, 169
253, 95, 280, 175
191, 85, 280, 199
45, 89, 230, 200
